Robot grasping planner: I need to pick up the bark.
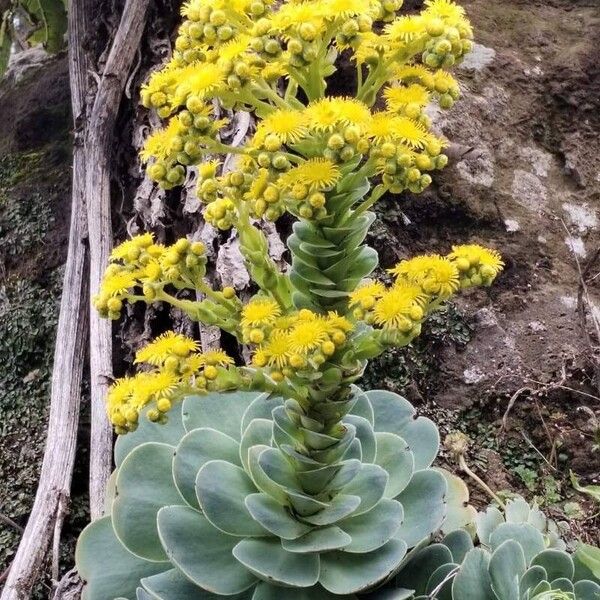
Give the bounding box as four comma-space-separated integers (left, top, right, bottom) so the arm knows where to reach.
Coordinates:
85, 0, 151, 519
0, 0, 91, 590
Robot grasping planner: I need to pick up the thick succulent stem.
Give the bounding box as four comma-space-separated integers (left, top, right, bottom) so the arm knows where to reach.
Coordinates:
289, 174, 378, 314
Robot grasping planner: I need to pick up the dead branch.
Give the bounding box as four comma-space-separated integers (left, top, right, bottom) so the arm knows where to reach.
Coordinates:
85, 0, 152, 519
0, 0, 91, 587
0, 513, 24, 534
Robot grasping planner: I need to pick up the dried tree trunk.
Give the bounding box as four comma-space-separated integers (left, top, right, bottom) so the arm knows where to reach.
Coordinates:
0, 1, 91, 594
85, 0, 151, 519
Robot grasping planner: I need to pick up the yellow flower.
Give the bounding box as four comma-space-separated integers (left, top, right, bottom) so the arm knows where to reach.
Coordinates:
373, 284, 427, 329
324, 312, 353, 333
254, 109, 308, 145
263, 330, 292, 368
433, 70, 460, 95
135, 332, 199, 366
252, 348, 269, 368
241, 297, 282, 328
273, 314, 300, 331
321, 0, 367, 19
392, 64, 436, 89
348, 281, 385, 308
366, 112, 403, 144
199, 350, 234, 366
174, 63, 226, 102
394, 117, 431, 149
306, 97, 371, 132
218, 35, 253, 63
110, 234, 154, 261
270, 3, 326, 34
131, 372, 179, 406
384, 16, 426, 43
279, 158, 341, 191
423, 0, 466, 25
107, 376, 136, 416
384, 84, 430, 112
390, 255, 460, 297
101, 271, 138, 297
448, 244, 504, 277
141, 116, 187, 162
289, 319, 328, 354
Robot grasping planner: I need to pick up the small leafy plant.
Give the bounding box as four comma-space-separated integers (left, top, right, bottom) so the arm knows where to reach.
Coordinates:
74, 0, 512, 597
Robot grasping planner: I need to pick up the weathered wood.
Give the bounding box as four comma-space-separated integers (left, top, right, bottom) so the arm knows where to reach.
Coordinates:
85, 0, 151, 519
0, 0, 91, 588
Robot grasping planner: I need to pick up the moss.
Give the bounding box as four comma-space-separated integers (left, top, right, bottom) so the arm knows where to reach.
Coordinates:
0, 271, 61, 569
362, 303, 472, 397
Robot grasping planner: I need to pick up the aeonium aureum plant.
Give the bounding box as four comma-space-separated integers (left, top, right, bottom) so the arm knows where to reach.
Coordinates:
77, 0, 505, 598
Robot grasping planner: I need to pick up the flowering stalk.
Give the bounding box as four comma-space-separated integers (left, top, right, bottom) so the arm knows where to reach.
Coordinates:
93, 0, 504, 434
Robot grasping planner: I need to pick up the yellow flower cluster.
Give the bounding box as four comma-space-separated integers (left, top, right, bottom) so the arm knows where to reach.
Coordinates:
240, 297, 353, 381
349, 244, 503, 343
448, 244, 504, 287
94, 234, 209, 319
107, 332, 235, 432
138, 0, 474, 224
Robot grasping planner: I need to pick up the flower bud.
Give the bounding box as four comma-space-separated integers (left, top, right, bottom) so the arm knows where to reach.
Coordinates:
157, 397, 172, 412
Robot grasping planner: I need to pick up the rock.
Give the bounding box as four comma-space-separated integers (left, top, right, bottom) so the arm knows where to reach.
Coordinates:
459, 43, 496, 72
511, 169, 547, 211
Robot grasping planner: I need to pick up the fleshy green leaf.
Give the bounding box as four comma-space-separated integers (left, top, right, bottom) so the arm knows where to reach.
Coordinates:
530, 549, 575, 581
343, 415, 376, 463
489, 523, 545, 565
114, 405, 185, 467
476, 505, 504, 547
252, 582, 352, 600
395, 543, 454, 595
374, 432, 414, 498
76, 517, 167, 600
348, 388, 374, 424
297, 460, 360, 495
240, 419, 273, 472
233, 538, 320, 588
157, 505, 257, 595
112, 443, 184, 562
504, 497, 531, 523
520, 566, 547, 596
442, 529, 474, 564
173, 427, 240, 509
281, 526, 352, 553
241, 393, 282, 432
452, 548, 495, 600
301, 494, 362, 526
366, 390, 439, 470
435, 468, 477, 534
575, 580, 600, 600
196, 460, 267, 537
339, 499, 403, 553
319, 539, 408, 595
575, 544, 600, 579
488, 540, 526, 600
340, 463, 388, 516
141, 568, 245, 599
425, 563, 458, 600
183, 392, 259, 439
394, 469, 446, 547
245, 493, 310, 540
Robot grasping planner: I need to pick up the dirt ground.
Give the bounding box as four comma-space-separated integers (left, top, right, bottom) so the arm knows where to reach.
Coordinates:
367, 0, 600, 540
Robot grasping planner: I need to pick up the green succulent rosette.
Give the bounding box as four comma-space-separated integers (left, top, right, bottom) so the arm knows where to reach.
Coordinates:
76, 388, 472, 600
390, 497, 600, 599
